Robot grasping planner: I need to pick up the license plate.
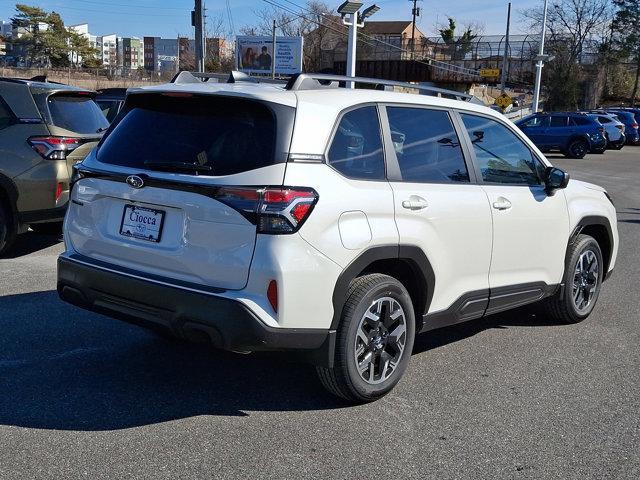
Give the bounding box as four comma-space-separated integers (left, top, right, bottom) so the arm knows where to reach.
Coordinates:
119, 204, 165, 243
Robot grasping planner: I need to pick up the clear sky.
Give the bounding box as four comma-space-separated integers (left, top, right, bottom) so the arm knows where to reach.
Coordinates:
0, 0, 541, 39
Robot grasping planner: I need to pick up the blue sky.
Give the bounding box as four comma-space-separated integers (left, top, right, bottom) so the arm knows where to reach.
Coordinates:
0, 0, 540, 38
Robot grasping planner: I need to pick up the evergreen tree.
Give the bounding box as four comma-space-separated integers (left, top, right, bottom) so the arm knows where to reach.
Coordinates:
438, 18, 478, 60
10, 4, 50, 66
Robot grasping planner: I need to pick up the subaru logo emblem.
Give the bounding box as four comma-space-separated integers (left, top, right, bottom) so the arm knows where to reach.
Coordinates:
126, 175, 144, 189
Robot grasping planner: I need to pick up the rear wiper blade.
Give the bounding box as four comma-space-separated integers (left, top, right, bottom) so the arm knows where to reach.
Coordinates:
143, 161, 213, 173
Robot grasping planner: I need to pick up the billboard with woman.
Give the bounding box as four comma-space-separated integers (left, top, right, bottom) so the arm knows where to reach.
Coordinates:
236, 36, 303, 75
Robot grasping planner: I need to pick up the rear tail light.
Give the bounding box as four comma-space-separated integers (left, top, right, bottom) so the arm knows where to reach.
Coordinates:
632, 123, 639, 130
598, 127, 605, 133
28, 136, 81, 160
616, 124, 625, 131
214, 186, 318, 234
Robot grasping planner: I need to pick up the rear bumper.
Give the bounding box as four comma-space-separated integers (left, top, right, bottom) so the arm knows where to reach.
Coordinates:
18, 204, 67, 225
590, 136, 607, 151
57, 253, 334, 361
626, 132, 640, 144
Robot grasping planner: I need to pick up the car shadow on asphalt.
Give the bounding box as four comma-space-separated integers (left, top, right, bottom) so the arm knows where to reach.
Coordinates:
412, 308, 563, 355
0, 290, 565, 431
0, 290, 353, 430
3, 232, 62, 259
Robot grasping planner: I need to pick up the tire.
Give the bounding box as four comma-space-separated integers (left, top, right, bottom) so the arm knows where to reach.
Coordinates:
613, 140, 625, 150
565, 139, 589, 159
540, 234, 603, 324
0, 200, 17, 256
30, 221, 63, 235
316, 273, 415, 403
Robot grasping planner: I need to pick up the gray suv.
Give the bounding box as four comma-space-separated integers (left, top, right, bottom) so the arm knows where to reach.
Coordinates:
0, 77, 108, 254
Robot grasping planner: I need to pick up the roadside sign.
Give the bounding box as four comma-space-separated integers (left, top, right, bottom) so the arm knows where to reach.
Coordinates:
494, 93, 513, 109
480, 68, 500, 78
236, 36, 303, 76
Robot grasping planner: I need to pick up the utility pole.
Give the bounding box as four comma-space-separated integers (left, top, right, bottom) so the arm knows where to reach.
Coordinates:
409, 0, 422, 60
499, 2, 511, 94
193, 0, 205, 72
271, 19, 277, 79
532, 0, 549, 112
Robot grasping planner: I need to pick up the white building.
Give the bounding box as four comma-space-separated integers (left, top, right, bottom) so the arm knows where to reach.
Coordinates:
95, 33, 118, 67
68, 23, 91, 65
0, 20, 12, 38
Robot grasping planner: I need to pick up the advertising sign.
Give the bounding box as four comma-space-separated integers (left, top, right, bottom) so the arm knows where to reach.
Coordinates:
236, 36, 303, 75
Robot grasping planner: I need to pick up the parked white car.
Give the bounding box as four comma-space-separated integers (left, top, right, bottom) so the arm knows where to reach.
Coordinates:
58, 73, 618, 402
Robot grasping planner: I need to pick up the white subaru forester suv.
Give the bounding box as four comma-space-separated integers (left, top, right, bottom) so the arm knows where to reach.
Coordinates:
58, 72, 618, 403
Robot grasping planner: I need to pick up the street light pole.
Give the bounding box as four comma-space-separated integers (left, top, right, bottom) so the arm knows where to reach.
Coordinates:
345, 12, 358, 88
532, 0, 549, 113
339, 2, 378, 89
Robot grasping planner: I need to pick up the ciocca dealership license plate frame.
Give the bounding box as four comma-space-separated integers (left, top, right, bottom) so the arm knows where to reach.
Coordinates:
119, 204, 166, 243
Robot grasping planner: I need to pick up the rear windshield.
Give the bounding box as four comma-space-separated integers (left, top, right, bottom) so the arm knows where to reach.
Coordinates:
612, 111, 634, 123
46, 94, 108, 134
97, 94, 279, 176
95, 99, 122, 123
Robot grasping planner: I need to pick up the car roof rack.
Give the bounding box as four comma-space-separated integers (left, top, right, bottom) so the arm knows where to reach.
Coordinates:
170, 71, 472, 101
171, 70, 287, 85
284, 73, 472, 101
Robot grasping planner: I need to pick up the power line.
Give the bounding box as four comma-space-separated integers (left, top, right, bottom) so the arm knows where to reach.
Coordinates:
64, 0, 190, 11
14, 4, 187, 18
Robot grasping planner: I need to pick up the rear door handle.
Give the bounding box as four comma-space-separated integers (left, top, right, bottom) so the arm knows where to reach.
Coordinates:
402, 195, 428, 211
492, 197, 512, 211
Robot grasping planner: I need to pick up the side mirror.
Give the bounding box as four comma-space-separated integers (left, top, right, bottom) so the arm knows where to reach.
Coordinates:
545, 167, 570, 193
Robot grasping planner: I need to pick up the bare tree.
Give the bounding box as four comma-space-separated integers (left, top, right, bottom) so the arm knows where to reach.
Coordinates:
521, 0, 614, 109
522, 0, 613, 63
239, 1, 334, 71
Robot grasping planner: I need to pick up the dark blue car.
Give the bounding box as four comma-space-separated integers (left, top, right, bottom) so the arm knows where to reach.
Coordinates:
607, 109, 640, 145
516, 112, 607, 159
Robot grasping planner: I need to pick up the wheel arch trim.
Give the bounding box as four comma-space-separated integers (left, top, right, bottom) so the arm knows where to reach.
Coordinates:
330, 245, 435, 331
0, 173, 19, 215
568, 215, 614, 277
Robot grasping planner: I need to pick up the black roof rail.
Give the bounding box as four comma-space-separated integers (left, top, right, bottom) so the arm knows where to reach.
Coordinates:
171, 70, 288, 86
285, 73, 472, 101
28, 74, 68, 86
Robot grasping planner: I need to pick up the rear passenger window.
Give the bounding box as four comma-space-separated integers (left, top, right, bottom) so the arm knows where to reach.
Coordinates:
522, 115, 547, 128
0, 97, 14, 130
549, 116, 568, 127
386, 107, 469, 183
327, 106, 385, 180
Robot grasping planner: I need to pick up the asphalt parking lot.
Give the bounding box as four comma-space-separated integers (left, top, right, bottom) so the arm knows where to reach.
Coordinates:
0, 149, 638, 480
